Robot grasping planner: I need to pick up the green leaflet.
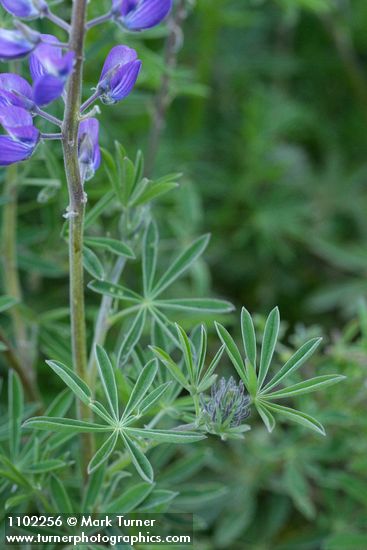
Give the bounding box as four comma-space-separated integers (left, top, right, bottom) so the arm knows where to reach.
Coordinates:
258, 307, 280, 389
46, 360, 92, 406
95, 346, 119, 419
88, 431, 119, 474
121, 432, 154, 483
23, 417, 111, 433
151, 234, 210, 297
122, 360, 158, 420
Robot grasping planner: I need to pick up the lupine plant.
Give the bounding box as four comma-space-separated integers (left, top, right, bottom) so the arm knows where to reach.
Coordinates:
0, 0, 345, 538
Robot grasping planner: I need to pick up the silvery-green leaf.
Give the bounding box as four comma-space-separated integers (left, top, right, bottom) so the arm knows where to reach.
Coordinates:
84, 237, 135, 259
262, 402, 326, 435
150, 346, 189, 389
23, 417, 111, 433
88, 431, 118, 474
50, 475, 73, 514
215, 323, 247, 385
142, 220, 159, 296
262, 337, 323, 393
122, 360, 158, 420
121, 432, 154, 483
124, 427, 206, 443
258, 307, 280, 388
117, 309, 146, 367
46, 360, 91, 405
156, 298, 234, 313
241, 307, 257, 369
264, 374, 345, 399
106, 482, 154, 513
95, 345, 119, 419
152, 234, 210, 297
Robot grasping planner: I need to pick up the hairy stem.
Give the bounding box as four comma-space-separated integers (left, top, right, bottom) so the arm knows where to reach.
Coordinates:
61, 0, 93, 474
1, 165, 41, 404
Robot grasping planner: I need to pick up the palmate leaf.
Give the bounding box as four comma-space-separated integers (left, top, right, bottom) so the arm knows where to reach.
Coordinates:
89, 230, 233, 367
218, 308, 345, 435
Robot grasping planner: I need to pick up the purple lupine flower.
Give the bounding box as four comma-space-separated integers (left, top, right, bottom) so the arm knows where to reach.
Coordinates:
96, 45, 141, 105
78, 118, 101, 181
0, 25, 40, 60
0, 73, 34, 110
29, 34, 75, 105
0, 105, 40, 166
0, 0, 48, 19
111, 0, 172, 31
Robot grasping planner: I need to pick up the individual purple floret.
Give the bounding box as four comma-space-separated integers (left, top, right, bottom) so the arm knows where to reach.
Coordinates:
0, 25, 41, 60
111, 0, 172, 31
95, 45, 141, 105
0, 105, 40, 165
78, 118, 101, 181
0, 0, 48, 19
0, 73, 34, 110
29, 35, 75, 105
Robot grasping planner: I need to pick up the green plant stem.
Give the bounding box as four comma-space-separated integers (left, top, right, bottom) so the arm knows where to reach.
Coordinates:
61, 0, 92, 475
1, 165, 41, 404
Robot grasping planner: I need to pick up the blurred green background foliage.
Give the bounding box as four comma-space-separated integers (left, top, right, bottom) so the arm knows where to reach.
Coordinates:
1, 0, 367, 548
